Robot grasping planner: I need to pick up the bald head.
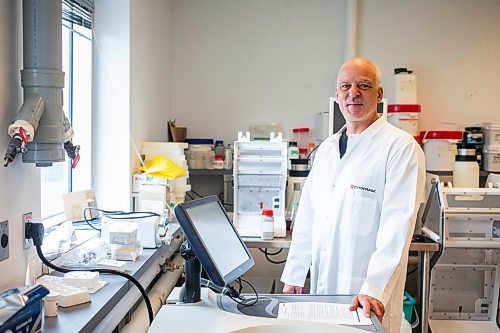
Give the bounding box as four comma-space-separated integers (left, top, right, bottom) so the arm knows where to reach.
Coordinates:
335, 57, 384, 134
337, 58, 382, 89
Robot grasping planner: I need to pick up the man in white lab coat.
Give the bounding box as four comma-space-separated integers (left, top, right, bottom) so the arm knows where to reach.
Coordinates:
281, 58, 425, 333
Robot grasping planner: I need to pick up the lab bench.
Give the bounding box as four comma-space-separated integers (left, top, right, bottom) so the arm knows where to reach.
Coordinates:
150, 288, 384, 333
242, 233, 439, 333
41, 224, 183, 333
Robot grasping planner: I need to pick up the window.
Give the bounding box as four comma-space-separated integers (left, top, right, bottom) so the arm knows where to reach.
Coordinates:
40, 2, 93, 222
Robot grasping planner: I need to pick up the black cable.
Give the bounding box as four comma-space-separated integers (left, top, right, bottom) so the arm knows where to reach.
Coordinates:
83, 207, 101, 232
200, 278, 258, 307
189, 189, 204, 198
259, 248, 287, 264
103, 212, 160, 219
186, 192, 195, 200
36, 245, 154, 324
82, 207, 161, 231
306, 144, 320, 159
226, 279, 258, 306
237, 277, 243, 294
258, 248, 282, 256
406, 266, 418, 276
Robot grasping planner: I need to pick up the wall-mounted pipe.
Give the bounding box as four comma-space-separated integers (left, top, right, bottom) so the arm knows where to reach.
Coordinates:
4, 0, 79, 168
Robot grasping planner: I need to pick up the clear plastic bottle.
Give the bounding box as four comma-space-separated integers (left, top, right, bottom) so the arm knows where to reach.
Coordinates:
453, 144, 479, 188
261, 209, 274, 240
214, 140, 224, 159
288, 141, 299, 170
224, 144, 233, 169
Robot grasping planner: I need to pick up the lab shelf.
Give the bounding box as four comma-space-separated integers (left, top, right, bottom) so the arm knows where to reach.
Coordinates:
189, 169, 233, 175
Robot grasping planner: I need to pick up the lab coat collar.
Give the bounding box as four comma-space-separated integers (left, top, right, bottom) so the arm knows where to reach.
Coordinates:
332, 115, 387, 141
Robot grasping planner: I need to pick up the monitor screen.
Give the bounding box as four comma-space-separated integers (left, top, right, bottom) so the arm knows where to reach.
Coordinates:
174, 196, 254, 287
329, 98, 388, 136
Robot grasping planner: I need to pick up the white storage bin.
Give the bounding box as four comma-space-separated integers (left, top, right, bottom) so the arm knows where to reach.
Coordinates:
483, 122, 500, 146
387, 104, 421, 136
483, 145, 500, 172
421, 131, 462, 171
393, 68, 417, 104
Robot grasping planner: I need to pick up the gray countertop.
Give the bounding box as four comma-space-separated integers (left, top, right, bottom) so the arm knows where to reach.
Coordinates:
41, 224, 183, 333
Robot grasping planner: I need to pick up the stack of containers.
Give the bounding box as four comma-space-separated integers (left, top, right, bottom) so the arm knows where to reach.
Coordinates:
185, 139, 214, 169
482, 122, 500, 172
292, 128, 311, 159
463, 127, 484, 168
140, 142, 191, 204
390, 67, 420, 144
387, 104, 421, 142
420, 131, 463, 172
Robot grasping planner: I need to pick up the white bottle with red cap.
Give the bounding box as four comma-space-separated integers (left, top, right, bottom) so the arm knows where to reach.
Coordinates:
261, 209, 274, 240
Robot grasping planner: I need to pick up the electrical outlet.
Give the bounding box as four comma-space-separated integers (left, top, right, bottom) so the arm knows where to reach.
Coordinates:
0, 220, 9, 261
23, 212, 33, 249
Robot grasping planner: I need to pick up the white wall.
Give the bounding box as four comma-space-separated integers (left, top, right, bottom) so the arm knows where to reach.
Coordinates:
358, 0, 500, 131
170, 0, 346, 144
0, 0, 41, 290
93, 0, 131, 210
93, 0, 173, 210
130, 0, 173, 173
169, 0, 500, 144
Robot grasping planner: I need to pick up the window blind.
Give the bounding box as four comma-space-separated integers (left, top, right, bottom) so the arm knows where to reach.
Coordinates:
62, 0, 94, 29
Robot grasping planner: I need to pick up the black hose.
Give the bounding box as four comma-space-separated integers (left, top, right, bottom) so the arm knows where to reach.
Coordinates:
36, 245, 154, 324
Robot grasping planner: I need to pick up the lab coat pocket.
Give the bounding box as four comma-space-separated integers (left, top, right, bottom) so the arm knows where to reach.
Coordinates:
341, 193, 377, 236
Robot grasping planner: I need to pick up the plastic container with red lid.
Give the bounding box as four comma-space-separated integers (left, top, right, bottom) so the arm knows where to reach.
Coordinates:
420, 130, 463, 171
387, 104, 421, 136
292, 128, 311, 152
388, 104, 421, 113
420, 130, 462, 140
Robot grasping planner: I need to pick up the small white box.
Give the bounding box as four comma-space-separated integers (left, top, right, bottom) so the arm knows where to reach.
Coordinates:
96, 259, 127, 272
63, 271, 99, 289
109, 222, 138, 245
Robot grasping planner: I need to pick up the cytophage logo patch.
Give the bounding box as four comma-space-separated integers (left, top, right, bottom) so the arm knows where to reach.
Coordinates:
350, 184, 376, 194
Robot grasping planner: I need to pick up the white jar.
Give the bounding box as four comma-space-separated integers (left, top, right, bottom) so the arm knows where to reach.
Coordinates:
483, 122, 500, 146
393, 68, 417, 104
483, 145, 500, 172
260, 209, 274, 240
421, 131, 462, 171
453, 161, 479, 188
44, 292, 59, 317
287, 142, 300, 170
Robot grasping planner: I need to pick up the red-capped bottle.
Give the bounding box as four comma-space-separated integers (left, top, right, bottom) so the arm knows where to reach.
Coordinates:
261, 209, 274, 240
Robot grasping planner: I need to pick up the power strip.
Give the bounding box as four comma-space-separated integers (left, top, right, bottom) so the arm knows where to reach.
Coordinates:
63, 271, 99, 289
37, 275, 91, 307
96, 259, 127, 272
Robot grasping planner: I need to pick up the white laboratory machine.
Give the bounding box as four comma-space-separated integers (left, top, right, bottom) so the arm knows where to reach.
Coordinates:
422, 176, 500, 333
233, 131, 287, 237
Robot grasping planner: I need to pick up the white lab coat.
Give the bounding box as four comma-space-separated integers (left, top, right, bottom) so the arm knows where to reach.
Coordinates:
281, 117, 425, 333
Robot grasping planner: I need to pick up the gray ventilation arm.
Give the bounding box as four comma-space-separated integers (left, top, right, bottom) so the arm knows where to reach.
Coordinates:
7, 93, 45, 141
4, 0, 81, 168
4, 94, 45, 166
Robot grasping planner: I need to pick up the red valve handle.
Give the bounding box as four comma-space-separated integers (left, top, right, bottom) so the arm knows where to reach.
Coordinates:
71, 153, 80, 169
19, 127, 28, 145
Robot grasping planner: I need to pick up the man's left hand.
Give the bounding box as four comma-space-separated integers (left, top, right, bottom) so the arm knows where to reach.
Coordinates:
349, 294, 385, 323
